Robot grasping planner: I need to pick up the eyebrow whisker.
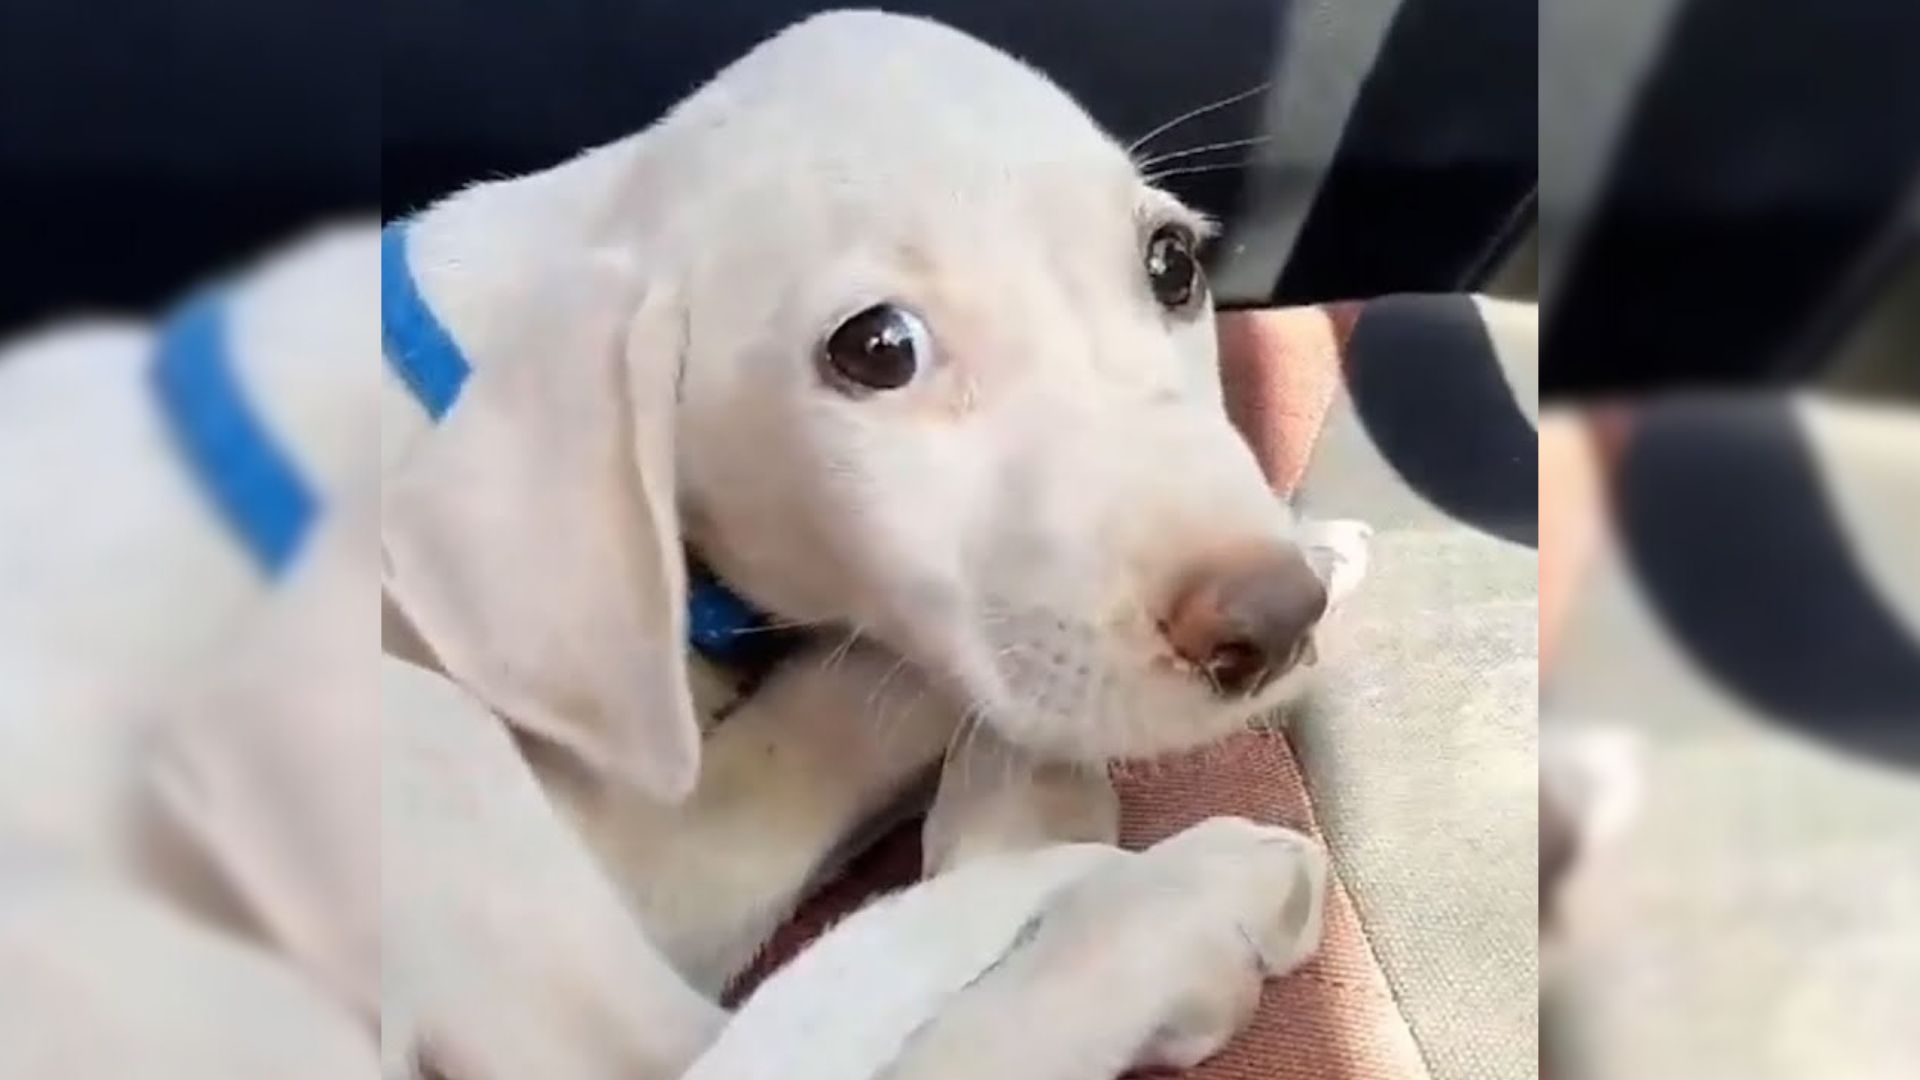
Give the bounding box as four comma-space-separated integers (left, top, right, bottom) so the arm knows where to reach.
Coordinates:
1136, 134, 1274, 172
1142, 159, 1261, 184
1125, 80, 1273, 156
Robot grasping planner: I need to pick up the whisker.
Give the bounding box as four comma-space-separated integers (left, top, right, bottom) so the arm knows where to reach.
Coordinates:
865, 657, 920, 764
993, 642, 1037, 669
897, 684, 930, 725
945, 706, 982, 771
957, 711, 989, 790
1199, 662, 1225, 698
864, 654, 912, 722
727, 616, 829, 636
819, 625, 864, 674
1136, 134, 1273, 172
1142, 159, 1261, 184
874, 678, 929, 764
1126, 80, 1273, 155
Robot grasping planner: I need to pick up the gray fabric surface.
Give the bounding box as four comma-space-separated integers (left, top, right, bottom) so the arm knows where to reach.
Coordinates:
1284, 297, 1540, 1080
1550, 397, 1920, 1080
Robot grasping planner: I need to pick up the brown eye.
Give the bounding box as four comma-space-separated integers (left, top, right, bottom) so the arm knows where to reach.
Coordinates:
1145, 225, 1203, 311
821, 303, 929, 392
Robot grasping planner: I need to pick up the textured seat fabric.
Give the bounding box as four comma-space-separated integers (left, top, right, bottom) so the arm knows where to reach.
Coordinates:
735, 295, 1540, 1080
1232, 296, 1540, 1080
1542, 397, 1920, 1080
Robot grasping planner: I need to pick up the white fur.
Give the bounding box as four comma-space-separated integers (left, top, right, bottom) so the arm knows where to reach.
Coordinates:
381, 655, 723, 1079
685, 816, 1327, 1080
0, 866, 376, 1080
923, 722, 1121, 879
135, 499, 381, 1020
0, 225, 377, 872
0, 227, 381, 1067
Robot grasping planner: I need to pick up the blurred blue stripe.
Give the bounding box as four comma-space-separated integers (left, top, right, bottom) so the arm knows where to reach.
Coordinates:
151, 292, 317, 577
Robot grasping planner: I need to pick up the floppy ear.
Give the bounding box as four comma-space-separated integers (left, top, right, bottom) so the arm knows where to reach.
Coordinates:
383, 261, 700, 803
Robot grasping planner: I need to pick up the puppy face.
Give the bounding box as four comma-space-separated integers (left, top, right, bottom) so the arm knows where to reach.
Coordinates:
667, 14, 1316, 761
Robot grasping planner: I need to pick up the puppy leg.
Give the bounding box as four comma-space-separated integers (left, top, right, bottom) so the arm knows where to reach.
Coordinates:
382, 656, 723, 1080
684, 816, 1326, 1080
538, 641, 962, 994
921, 722, 1117, 878
0, 870, 377, 1080
882, 816, 1329, 1079
680, 842, 1127, 1080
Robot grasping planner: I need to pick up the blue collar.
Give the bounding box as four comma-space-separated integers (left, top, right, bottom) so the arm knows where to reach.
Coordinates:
381, 221, 774, 664
152, 291, 317, 578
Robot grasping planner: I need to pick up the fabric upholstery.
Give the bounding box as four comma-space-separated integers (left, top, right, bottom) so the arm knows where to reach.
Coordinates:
1544, 396, 1920, 1080
1279, 296, 1540, 1080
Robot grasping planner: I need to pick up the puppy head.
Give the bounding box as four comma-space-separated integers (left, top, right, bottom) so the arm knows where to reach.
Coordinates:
663, 13, 1323, 761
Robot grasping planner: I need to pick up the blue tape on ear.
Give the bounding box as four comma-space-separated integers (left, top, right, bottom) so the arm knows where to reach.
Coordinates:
151, 293, 317, 578
381, 222, 470, 420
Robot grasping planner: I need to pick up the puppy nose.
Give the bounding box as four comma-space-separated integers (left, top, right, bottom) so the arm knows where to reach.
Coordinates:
1164, 547, 1327, 697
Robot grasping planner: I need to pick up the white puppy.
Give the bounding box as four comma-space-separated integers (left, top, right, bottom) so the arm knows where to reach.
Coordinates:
378, 10, 1364, 1077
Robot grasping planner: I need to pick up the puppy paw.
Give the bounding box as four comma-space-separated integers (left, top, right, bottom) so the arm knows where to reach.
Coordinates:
1144, 816, 1329, 976
1115, 818, 1328, 1070
1299, 518, 1372, 611
1133, 966, 1262, 1070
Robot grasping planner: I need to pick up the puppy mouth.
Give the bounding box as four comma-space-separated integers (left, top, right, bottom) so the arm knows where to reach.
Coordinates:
954, 612, 1304, 762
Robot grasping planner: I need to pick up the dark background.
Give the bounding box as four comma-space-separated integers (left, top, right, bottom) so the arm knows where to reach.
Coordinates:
4, 0, 1912, 395
0, 0, 378, 333
5, 1, 1534, 329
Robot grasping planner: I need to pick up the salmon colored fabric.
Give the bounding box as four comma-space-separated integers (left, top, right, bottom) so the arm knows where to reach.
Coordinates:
730, 307, 1428, 1080
1217, 305, 1358, 496
1537, 404, 1644, 676
1538, 413, 1605, 675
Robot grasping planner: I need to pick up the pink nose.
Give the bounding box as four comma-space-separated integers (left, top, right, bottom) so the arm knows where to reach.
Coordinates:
1163, 546, 1327, 697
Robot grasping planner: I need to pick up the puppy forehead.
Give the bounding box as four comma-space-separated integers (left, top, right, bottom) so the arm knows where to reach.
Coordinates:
715, 143, 1147, 321
681, 15, 1215, 374
690, 12, 1132, 188
665, 14, 1170, 278
732, 13, 1106, 136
